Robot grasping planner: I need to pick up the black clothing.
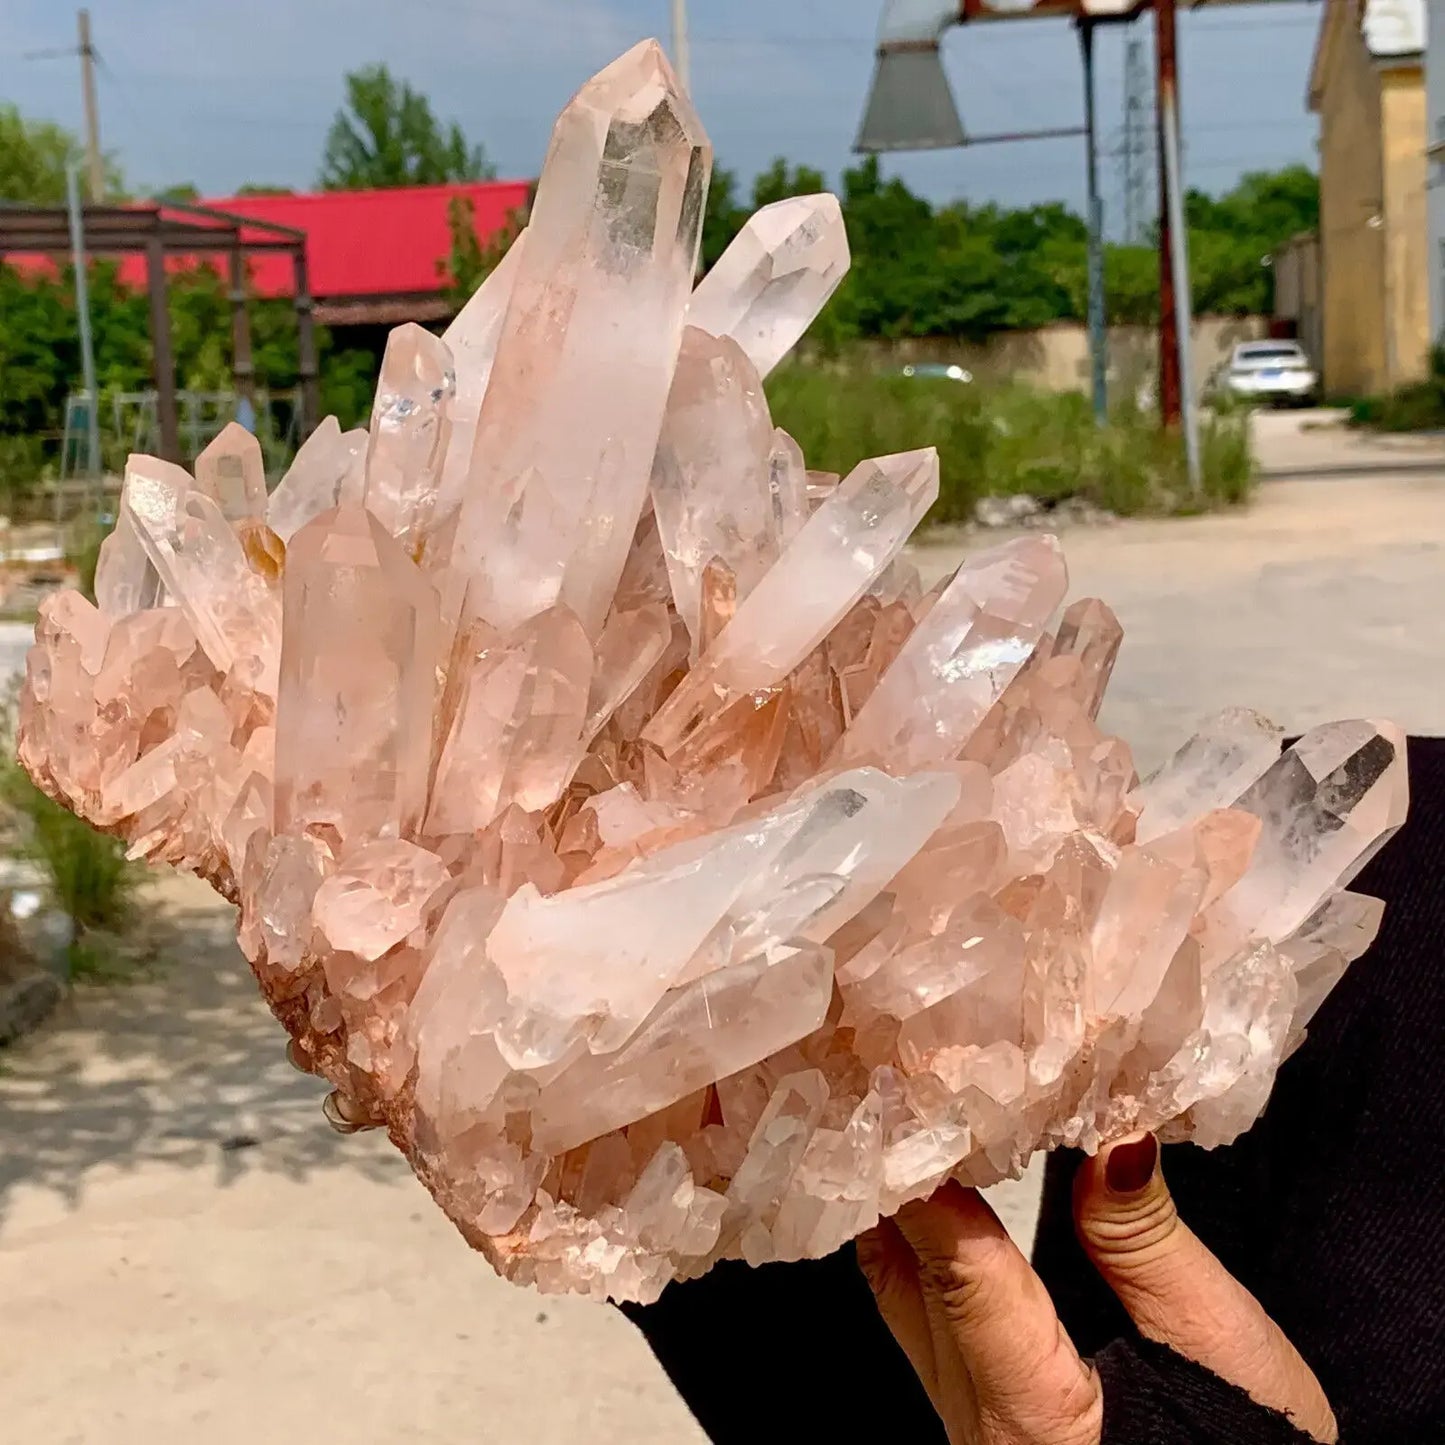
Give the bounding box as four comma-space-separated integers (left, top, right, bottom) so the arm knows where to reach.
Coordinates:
625, 738, 1445, 1443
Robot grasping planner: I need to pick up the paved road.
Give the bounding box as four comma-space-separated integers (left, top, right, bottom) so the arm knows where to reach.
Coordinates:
2, 415, 1442, 1445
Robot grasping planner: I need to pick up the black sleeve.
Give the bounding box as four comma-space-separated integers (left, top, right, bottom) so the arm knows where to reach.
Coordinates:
1094, 1338, 1322, 1445
619, 1245, 948, 1444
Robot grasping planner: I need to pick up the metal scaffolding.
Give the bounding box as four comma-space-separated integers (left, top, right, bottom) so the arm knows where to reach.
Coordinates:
0, 199, 318, 464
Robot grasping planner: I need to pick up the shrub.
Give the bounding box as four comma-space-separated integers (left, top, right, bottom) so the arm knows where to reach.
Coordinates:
765, 366, 1254, 520
0, 695, 139, 979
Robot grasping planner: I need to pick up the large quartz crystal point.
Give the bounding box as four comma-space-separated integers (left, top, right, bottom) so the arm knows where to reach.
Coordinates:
528, 939, 835, 1154
426, 606, 592, 836
433, 230, 529, 531
645, 448, 939, 753
267, 416, 368, 543
650, 327, 779, 648
688, 194, 850, 377
835, 535, 1069, 772
485, 767, 956, 1070
452, 40, 712, 636
275, 506, 441, 849
1133, 707, 1283, 843
363, 323, 457, 553
194, 422, 267, 522
124, 456, 281, 692
93, 504, 161, 618
1210, 719, 1408, 946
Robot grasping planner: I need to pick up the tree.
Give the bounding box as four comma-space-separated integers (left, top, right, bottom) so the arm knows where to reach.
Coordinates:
439, 193, 528, 305
700, 166, 749, 272
320, 66, 494, 190
235, 183, 297, 197
0, 104, 123, 204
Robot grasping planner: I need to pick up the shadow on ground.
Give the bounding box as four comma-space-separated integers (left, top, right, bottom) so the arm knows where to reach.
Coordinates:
0, 878, 400, 1220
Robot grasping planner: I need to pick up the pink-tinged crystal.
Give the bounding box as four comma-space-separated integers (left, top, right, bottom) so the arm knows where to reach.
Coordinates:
1208, 720, 1408, 947
433, 230, 528, 530
835, 535, 1068, 772
123, 457, 281, 694
651, 328, 779, 648
267, 416, 368, 543
427, 607, 591, 836
275, 506, 440, 848
94, 507, 161, 617
1133, 707, 1283, 843
645, 448, 939, 752
13, 43, 1410, 1309
363, 323, 456, 552
313, 840, 450, 961
688, 194, 850, 377
530, 940, 833, 1154
452, 40, 711, 636
194, 422, 267, 522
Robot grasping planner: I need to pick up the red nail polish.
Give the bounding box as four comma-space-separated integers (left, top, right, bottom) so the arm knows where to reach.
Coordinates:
1105, 1134, 1158, 1194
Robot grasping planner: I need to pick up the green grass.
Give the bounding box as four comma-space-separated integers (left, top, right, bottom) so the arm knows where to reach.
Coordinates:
765, 368, 1255, 522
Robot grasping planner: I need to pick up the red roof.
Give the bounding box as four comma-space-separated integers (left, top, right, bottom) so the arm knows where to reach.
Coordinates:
7, 180, 531, 302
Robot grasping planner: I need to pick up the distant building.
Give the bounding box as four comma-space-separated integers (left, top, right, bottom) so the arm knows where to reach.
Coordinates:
1309, 0, 1428, 396
1428, 0, 1445, 345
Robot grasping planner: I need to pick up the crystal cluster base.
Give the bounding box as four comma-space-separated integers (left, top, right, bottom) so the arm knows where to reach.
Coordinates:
19, 42, 1407, 1305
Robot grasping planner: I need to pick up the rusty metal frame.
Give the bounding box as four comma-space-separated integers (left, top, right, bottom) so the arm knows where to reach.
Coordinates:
0, 199, 319, 463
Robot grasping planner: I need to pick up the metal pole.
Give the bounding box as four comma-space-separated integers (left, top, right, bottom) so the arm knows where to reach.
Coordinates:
1161, 97, 1201, 494
292, 248, 320, 441
77, 10, 104, 202
65, 163, 102, 498
1154, 0, 1182, 427
671, 0, 691, 94
229, 247, 256, 411
146, 233, 181, 463
1079, 20, 1108, 423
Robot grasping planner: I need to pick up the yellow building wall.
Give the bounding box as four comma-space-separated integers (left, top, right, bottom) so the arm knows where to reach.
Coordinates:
1381, 69, 1430, 383
1317, 17, 1387, 396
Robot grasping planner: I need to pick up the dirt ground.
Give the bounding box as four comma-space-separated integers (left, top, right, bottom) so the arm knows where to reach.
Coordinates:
2, 411, 1442, 1445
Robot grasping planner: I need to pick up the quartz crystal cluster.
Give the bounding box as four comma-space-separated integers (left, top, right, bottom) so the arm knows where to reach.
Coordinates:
18, 42, 1407, 1305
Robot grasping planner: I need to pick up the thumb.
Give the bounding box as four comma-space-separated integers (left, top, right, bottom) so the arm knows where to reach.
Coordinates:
1076, 1134, 1337, 1444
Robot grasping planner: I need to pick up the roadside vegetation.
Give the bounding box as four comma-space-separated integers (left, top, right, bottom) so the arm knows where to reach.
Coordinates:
768, 368, 1254, 521
1349, 346, 1445, 433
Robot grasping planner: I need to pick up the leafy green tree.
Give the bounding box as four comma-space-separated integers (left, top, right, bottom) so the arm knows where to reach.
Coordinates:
0, 104, 123, 203
320, 65, 494, 189
439, 192, 528, 305
752, 158, 827, 210
701, 166, 749, 273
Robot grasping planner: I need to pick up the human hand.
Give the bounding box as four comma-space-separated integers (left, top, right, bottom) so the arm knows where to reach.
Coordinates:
857, 1135, 1337, 1445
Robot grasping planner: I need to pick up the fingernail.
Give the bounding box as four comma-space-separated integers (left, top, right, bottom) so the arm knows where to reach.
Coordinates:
1104, 1133, 1158, 1195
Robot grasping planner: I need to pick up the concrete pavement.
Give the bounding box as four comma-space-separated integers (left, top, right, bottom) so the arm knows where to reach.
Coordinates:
2, 415, 1443, 1444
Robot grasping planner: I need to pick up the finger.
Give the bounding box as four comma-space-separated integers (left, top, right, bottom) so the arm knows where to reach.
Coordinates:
1076, 1135, 1336, 1443
857, 1219, 941, 1402
896, 1181, 1101, 1441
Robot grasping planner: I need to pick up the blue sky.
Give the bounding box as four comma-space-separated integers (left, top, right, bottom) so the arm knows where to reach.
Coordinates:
3, 0, 1323, 230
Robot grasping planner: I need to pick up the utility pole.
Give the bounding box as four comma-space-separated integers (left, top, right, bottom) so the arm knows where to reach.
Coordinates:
671, 0, 691, 94
1078, 20, 1108, 423
77, 9, 104, 202
1122, 38, 1149, 246
1154, 0, 1182, 430
65, 162, 102, 504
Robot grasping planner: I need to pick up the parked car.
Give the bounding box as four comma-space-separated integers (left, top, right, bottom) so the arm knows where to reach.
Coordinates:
900, 362, 973, 383
1215, 340, 1319, 407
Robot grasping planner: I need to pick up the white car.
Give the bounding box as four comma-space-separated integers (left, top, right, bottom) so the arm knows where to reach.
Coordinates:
1218, 340, 1319, 406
